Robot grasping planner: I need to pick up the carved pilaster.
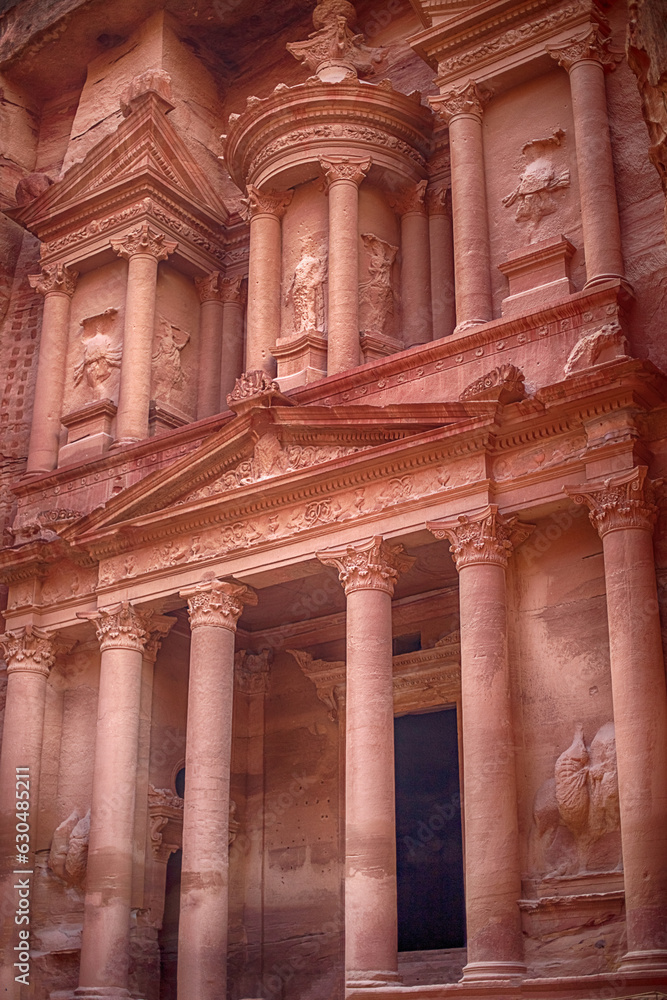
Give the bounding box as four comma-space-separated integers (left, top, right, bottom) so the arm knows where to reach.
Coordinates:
319, 155, 372, 190
80, 601, 158, 653
317, 534, 415, 595
0, 626, 56, 678
181, 579, 258, 631
234, 647, 272, 695
427, 505, 535, 570
242, 184, 293, 221
389, 179, 428, 217
28, 262, 79, 297
430, 81, 492, 124
565, 466, 660, 538
110, 223, 178, 261
549, 26, 622, 73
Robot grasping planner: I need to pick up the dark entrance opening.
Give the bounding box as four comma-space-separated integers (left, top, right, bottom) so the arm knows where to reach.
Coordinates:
394, 707, 465, 952
158, 848, 181, 1000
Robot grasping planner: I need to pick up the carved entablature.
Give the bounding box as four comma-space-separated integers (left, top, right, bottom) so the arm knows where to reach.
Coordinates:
428, 504, 535, 570
410, 0, 609, 88
565, 466, 661, 537
290, 643, 461, 721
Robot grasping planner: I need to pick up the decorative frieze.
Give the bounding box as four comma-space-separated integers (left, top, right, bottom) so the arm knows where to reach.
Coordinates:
110, 222, 178, 261
565, 466, 660, 537
181, 578, 258, 631
317, 534, 415, 595
0, 625, 56, 677
428, 504, 535, 570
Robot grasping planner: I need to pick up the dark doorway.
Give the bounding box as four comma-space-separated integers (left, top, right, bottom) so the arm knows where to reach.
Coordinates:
159, 848, 181, 1000
394, 708, 465, 951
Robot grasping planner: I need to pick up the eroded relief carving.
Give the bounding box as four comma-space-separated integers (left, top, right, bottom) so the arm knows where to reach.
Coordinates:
564, 322, 630, 374
460, 363, 526, 403
152, 318, 191, 396
148, 784, 184, 861
49, 809, 91, 886
359, 233, 397, 337
285, 237, 328, 337
73, 308, 122, 396
286, 0, 384, 81
503, 130, 570, 234
532, 722, 620, 875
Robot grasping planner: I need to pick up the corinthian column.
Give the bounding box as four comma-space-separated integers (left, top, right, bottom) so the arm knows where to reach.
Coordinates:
550, 27, 624, 285
195, 271, 224, 420
391, 180, 432, 347
26, 263, 78, 474
76, 603, 171, 999
320, 156, 371, 375
177, 579, 258, 1000
111, 224, 178, 445
566, 468, 667, 971
427, 185, 455, 339
244, 185, 292, 376
220, 275, 247, 405
427, 506, 534, 982
317, 536, 414, 989
430, 83, 493, 332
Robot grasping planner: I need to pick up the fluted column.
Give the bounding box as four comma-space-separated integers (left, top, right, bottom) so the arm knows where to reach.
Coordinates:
549, 28, 624, 286
177, 579, 258, 1000
320, 156, 371, 375
26, 264, 79, 474
427, 185, 456, 339
76, 603, 171, 998
317, 536, 414, 988
427, 506, 534, 982
392, 180, 432, 346
195, 271, 224, 420
220, 276, 247, 405
566, 468, 667, 971
111, 224, 178, 445
244, 185, 292, 377
431, 83, 493, 332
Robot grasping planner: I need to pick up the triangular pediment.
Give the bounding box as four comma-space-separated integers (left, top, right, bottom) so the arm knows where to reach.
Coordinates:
13, 92, 227, 234
68, 399, 492, 542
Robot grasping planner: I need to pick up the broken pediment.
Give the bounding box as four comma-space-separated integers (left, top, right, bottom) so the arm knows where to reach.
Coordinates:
11, 85, 228, 242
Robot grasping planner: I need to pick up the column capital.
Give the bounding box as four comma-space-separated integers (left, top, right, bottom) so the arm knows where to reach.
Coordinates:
221, 274, 247, 305
195, 270, 224, 302
427, 505, 535, 570
426, 184, 451, 217
242, 184, 293, 221
0, 625, 56, 677
143, 616, 176, 663
110, 222, 178, 261
28, 262, 79, 297
564, 466, 661, 537
79, 601, 160, 653
548, 26, 622, 73
430, 81, 493, 125
389, 179, 428, 217
319, 155, 372, 191
234, 647, 272, 694
181, 578, 258, 631
317, 534, 415, 596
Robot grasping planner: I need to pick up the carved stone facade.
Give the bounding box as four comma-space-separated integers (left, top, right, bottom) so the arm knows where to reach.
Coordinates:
1, 1, 667, 999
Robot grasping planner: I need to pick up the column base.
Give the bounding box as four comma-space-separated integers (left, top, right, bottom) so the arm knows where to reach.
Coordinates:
453, 318, 488, 335
346, 971, 402, 989
109, 437, 141, 450
461, 960, 527, 982
619, 949, 667, 972
73, 989, 144, 999
583, 273, 626, 289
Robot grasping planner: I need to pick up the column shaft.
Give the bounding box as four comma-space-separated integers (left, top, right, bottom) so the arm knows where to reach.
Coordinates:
222, 300, 245, 404
449, 114, 492, 328
400, 209, 432, 346
327, 180, 361, 373
427, 189, 456, 339
78, 642, 144, 991
197, 297, 223, 420
603, 527, 667, 962
345, 586, 397, 978
246, 213, 281, 374
569, 60, 624, 283
26, 263, 78, 474
116, 253, 159, 444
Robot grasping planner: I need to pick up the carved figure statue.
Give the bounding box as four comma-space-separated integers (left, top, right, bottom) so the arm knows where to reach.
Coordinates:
73, 308, 122, 394
503, 129, 570, 233
531, 721, 620, 875
359, 233, 398, 336
152, 318, 190, 395
285, 237, 328, 337
48, 808, 91, 886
